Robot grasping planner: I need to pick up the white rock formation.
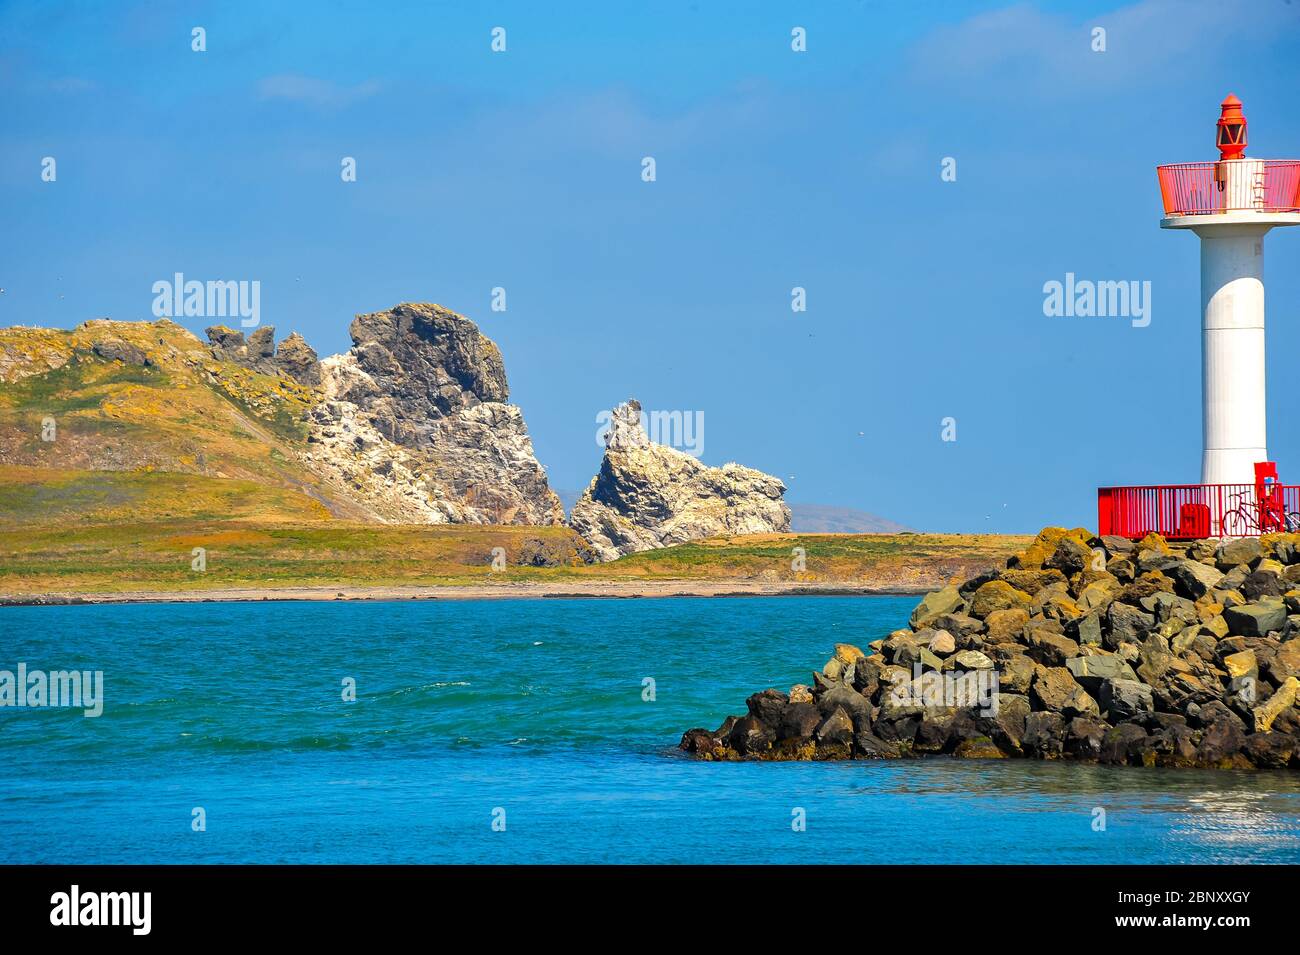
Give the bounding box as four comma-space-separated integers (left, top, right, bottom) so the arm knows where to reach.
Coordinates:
569, 399, 791, 560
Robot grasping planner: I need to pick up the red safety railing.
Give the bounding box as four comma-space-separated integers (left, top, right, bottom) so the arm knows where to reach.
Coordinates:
1157, 160, 1300, 215
1098, 484, 1300, 539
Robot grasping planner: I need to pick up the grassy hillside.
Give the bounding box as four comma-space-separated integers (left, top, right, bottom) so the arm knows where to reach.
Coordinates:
0, 320, 366, 520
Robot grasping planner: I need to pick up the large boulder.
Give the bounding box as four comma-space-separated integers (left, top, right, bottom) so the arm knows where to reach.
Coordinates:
1164, 556, 1222, 600
1254, 677, 1299, 733
746, 689, 789, 728
1244, 732, 1296, 768
1107, 602, 1156, 646
1098, 678, 1154, 722
1065, 717, 1110, 760
1100, 723, 1152, 766
1023, 712, 1067, 758
984, 608, 1030, 643
1065, 654, 1138, 692
1223, 599, 1287, 637
1030, 667, 1099, 719
814, 708, 855, 748
1197, 719, 1248, 768
910, 586, 964, 629
970, 580, 1033, 618
1217, 538, 1262, 570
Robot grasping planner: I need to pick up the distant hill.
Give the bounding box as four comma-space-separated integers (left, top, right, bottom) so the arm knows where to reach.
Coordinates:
555, 490, 909, 534
785, 504, 913, 534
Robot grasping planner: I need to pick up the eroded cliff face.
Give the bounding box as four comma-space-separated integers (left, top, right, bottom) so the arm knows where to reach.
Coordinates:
569, 399, 791, 560
304, 303, 564, 526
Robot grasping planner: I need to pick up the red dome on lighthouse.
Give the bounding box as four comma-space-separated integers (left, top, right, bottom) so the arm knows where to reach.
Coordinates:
1217, 93, 1247, 160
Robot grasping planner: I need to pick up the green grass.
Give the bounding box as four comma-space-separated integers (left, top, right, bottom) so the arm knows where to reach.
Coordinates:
0, 467, 332, 528
0, 357, 165, 413
0, 512, 1030, 598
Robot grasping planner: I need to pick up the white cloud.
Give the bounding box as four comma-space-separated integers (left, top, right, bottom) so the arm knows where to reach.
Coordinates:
257, 74, 382, 108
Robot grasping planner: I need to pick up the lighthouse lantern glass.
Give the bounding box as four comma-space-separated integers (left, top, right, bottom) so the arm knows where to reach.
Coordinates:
1218, 124, 1243, 146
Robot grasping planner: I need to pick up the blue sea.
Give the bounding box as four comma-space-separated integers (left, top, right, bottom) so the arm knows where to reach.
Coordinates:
2, 596, 1299, 864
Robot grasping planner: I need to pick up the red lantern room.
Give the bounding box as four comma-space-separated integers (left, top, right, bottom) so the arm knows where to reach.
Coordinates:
1216, 93, 1247, 160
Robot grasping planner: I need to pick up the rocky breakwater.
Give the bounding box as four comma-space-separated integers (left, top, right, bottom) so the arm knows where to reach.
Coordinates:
569, 399, 791, 560
680, 527, 1300, 769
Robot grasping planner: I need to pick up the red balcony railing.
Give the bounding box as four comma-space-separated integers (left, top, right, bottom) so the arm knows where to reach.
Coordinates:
1098, 484, 1300, 540
1157, 160, 1300, 216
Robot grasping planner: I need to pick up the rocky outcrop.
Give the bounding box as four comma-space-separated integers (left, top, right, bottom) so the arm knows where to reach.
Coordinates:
681, 527, 1300, 769
275, 332, 321, 386
304, 303, 563, 526
569, 400, 790, 560
205, 325, 321, 385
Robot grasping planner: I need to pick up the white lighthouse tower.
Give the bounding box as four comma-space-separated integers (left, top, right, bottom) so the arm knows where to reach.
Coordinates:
1159, 95, 1300, 485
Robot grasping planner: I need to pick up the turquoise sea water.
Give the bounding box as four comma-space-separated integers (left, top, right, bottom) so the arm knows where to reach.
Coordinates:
2, 595, 1299, 864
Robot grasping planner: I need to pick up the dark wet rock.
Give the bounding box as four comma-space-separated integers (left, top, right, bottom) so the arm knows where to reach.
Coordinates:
679, 727, 721, 757
1244, 731, 1295, 768
1065, 655, 1138, 693
1065, 716, 1109, 760
853, 731, 902, 759
1197, 719, 1248, 768
1152, 724, 1200, 767
1100, 723, 1151, 766
746, 689, 789, 728
778, 702, 822, 741
952, 736, 1007, 759
975, 693, 1031, 755
816, 685, 870, 728
815, 707, 855, 748
875, 712, 921, 745
729, 715, 775, 756
1023, 712, 1067, 758
913, 708, 959, 753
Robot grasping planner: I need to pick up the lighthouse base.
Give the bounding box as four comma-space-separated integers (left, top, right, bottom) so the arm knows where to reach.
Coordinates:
1203, 445, 1268, 487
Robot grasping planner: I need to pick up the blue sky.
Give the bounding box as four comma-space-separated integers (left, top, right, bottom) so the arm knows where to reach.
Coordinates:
3, 0, 1300, 532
